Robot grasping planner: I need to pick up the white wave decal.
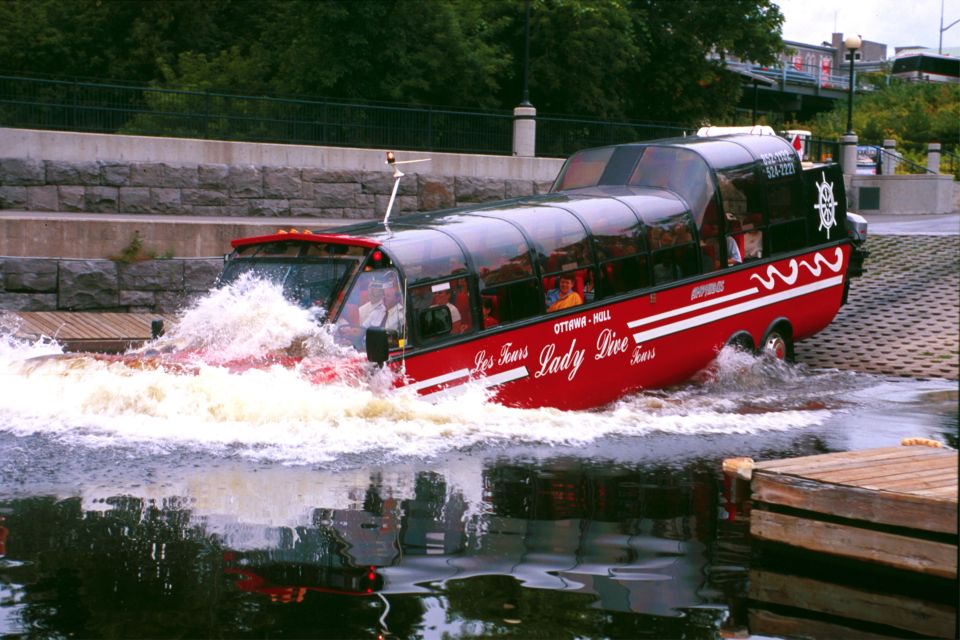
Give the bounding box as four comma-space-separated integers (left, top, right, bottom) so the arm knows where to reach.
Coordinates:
750, 260, 799, 289
750, 248, 844, 290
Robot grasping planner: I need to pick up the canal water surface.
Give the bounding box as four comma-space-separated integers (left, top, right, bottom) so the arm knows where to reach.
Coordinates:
1, 279, 956, 639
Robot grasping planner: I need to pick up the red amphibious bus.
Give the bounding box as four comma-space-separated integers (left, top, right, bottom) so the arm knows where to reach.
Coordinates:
217, 131, 868, 410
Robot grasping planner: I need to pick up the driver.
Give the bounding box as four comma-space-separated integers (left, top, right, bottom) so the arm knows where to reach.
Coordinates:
337, 271, 404, 347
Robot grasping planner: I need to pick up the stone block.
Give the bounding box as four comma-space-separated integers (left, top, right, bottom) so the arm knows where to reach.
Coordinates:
150, 188, 183, 214
119, 260, 184, 291
84, 187, 118, 213
228, 165, 263, 197
129, 163, 166, 187
58, 260, 119, 310
455, 177, 504, 203
2, 258, 58, 292
155, 291, 186, 312
418, 175, 455, 211
375, 194, 417, 217
505, 179, 535, 199
182, 189, 228, 206
362, 171, 417, 196
263, 167, 302, 198
0, 158, 45, 186
162, 164, 199, 188
118, 187, 152, 213
302, 168, 363, 183
0, 186, 27, 209
26, 186, 59, 211
535, 180, 554, 194
45, 160, 101, 185
198, 164, 229, 189
306, 182, 360, 208
354, 193, 375, 208
249, 199, 290, 216
0, 292, 58, 311
59, 186, 86, 211
119, 289, 157, 308
101, 162, 131, 186
183, 259, 221, 292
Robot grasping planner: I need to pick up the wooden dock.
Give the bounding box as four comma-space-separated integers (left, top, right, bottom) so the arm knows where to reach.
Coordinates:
10, 311, 174, 353
741, 444, 958, 579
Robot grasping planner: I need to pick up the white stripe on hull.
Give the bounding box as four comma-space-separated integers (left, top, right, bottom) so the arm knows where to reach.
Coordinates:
631, 276, 844, 344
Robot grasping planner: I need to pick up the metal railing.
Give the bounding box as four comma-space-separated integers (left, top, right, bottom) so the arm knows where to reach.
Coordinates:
745, 61, 852, 90
857, 144, 941, 175
0, 75, 691, 158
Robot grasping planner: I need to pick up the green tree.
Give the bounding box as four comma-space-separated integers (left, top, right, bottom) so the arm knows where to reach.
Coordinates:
1, 0, 787, 126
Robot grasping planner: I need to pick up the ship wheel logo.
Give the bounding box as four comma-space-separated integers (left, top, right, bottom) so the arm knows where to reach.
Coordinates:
814, 171, 837, 239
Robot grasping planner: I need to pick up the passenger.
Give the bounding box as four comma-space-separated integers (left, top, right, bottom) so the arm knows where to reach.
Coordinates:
482, 297, 499, 328
726, 236, 743, 265
358, 280, 388, 327
432, 287, 463, 329
546, 275, 583, 312
382, 285, 404, 333
582, 271, 595, 302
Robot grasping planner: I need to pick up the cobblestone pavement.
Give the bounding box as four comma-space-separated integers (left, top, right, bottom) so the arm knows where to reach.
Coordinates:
795, 235, 959, 381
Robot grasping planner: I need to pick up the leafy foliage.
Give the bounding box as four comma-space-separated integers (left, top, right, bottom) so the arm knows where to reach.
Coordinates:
795, 80, 960, 147
0, 0, 786, 125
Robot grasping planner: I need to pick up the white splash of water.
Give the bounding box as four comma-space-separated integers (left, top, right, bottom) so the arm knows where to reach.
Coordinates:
0, 280, 842, 465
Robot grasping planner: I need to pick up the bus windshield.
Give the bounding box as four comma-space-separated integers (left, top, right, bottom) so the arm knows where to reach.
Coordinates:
219, 242, 365, 314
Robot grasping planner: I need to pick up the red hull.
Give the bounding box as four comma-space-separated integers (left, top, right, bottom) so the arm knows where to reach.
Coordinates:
391, 245, 850, 410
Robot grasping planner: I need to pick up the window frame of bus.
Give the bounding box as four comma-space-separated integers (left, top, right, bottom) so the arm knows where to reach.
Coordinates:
688, 140, 765, 266
564, 195, 651, 298
735, 133, 808, 257
486, 205, 596, 315
423, 212, 541, 329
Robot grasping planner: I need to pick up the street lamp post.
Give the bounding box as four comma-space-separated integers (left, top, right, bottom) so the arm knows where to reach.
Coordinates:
844, 34, 862, 135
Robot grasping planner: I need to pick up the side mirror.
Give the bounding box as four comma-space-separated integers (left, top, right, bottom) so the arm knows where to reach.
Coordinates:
418, 305, 452, 338
365, 327, 390, 365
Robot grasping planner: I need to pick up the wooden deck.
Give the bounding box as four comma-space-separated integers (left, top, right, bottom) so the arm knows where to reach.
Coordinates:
10, 311, 175, 353
745, 445, 958, 579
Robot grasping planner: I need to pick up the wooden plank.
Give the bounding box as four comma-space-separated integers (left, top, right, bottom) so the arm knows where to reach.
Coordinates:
867, 475, 958, 492
751, 510, 957, 579
757, 447, 941, 475
818, 457, 958, 486
778, 453, 948, 480
748, 569, 957, 639
12, 312, 175, 353
748, 609, 902, 640
757, 447, 908, 469
17, 312, 68, 338
752, 471, 958, 534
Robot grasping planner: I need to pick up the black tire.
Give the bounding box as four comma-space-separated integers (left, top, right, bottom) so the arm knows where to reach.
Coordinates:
725, 333, 755, 353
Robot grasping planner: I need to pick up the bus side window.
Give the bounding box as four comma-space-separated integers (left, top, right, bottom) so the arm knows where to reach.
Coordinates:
409, 278, 475, 343
648, 212, 698, 284
482, 280, 540, 325
598, 255, 649, 297
717, 166, 765, 265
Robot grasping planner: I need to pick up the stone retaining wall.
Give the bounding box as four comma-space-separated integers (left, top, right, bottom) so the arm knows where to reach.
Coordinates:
0, 256, 222, 313
0, 157, 552, 219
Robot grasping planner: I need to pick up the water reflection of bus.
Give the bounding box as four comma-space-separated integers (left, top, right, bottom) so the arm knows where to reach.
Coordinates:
218, 131, 868, 410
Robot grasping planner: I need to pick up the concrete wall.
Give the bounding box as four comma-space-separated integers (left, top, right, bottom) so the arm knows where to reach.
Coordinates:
1, 127, 563, 181
846, 174, 956, 214
0, 127, 566, 259
0, 256, 221, 313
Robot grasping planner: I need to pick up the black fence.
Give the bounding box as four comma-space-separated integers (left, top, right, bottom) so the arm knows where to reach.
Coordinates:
0, 75, 695, 158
